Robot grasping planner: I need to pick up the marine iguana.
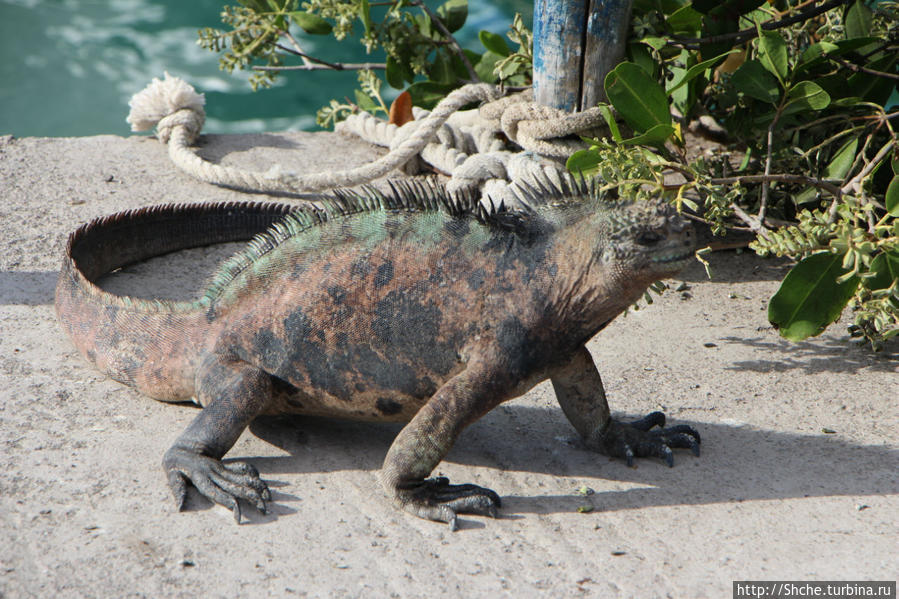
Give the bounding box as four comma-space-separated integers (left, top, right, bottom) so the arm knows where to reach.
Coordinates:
55, 178, 700, 529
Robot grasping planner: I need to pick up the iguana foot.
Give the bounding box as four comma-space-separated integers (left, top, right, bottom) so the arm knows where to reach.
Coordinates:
163, 447, 271, 523
593, 411, 701, 467
396, 476, 501, 531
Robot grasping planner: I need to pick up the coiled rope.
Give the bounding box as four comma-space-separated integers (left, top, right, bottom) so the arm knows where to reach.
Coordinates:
127, 72, 608, 204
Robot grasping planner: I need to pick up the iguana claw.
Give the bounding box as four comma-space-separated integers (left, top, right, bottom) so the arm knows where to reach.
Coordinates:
397, 476, 501, 531
163, 447, 271, 523
593, 412, 702, 468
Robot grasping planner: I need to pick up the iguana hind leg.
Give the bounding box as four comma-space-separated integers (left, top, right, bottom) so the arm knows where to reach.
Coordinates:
380, 360, 503, 531
551, 346, 701, 467
163, 356, 272, 523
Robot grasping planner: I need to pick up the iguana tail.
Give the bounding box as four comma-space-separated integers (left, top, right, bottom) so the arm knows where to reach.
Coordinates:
55, 201, 294, 401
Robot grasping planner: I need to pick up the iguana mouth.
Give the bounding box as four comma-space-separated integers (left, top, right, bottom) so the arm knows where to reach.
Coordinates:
651, 250, 694, 264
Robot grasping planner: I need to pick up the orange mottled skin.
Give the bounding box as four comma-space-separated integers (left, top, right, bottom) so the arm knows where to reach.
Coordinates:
56, 180, 701, 528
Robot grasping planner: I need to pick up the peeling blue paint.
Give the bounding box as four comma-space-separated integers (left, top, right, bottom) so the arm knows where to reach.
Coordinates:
534, 0, 633, 110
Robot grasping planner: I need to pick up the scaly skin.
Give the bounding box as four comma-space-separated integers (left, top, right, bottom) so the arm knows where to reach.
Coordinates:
55, 178, 700, 528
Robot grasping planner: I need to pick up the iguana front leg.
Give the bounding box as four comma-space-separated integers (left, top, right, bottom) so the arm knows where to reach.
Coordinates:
551, 346, 700, 467
380, 360, 503, 531
163, 355, 272, 523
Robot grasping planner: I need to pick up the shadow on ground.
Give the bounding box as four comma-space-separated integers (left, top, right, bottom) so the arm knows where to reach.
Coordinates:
234, 400, 897, 523
196, 132, 301, 160
0, 271, 57, 305
723, 334, 897, 373
678, 251, 794, 284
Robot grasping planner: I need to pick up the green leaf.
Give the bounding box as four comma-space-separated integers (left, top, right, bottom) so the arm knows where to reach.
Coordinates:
413, 12, 433, 38
783, 80, 831, 114
629, 42, 656, 77
640, 36, 666, 51
796, 41, 840, 72
667, 49, 738, 96
604, 62, 671, 133
886, 175, 899, 216
238, 0, 269, 12
667, 66, 691, 116
793, 187, 819, 205
453, 50, 480, 79
359, 0, 372, 36
385, 56, 408, 89
659, 0, 690, 12
768, 252, 860, 341
799, 41, 839, 64
757, 30, 789, 84
824, 138, 859, 181
428, 52, 454, 85
437, 0, 467, 34
354, 89, 378, 112
289, 11, 332, 35
845, 0, 873, 39
699, 9, 740, 58
866, 250, 899, 291
692, 0, 765, 14
598, 104, 623, 143
731, 59, 781, 103
795, 138, 858, 204
834, 37, 882, 53
479, 30, 510, 56
737, 7, 769, 27
621, 124, 675, 148
666, 6, 703, 36
406, 81, 455, 109
829, 96, 863, 108
737, 147, 752, 172
847, 53, 899, 105
499, 58, 520, 79
474, 50, 502, 83
566, 148, 602, 176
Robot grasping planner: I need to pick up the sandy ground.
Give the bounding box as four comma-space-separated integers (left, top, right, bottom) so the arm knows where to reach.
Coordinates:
0, 131, 896, 598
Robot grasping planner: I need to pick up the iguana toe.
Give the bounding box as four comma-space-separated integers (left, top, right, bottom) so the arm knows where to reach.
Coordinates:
163, 447, 270, 523
166, 470, 189, 511
629, 410, 667, 431
397, 476, 501, 531
594, 413, 702, 468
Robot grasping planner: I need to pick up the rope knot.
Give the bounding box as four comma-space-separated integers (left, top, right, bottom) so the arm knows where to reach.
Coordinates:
126, 72, 205, 144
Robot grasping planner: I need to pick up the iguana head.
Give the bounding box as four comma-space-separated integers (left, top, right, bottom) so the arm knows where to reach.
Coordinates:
599, 197, 696, 281
510, 175, 695, 291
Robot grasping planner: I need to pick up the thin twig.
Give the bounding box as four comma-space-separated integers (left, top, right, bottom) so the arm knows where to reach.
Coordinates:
681, 211, 755, 233
775, 0, 820, 17
798, 125, 864, 160
411, 0, 478, 82
827, 55, 899, 81
730, 203, 769, 236
271, 43, 385, 70
841, 138, 896, 194
711, 174, 843, 198
757, 102, 786, 230
825, 137, 895, 221
861, 42, 896, 60
842, 132, 876, 192
669, 0, 851, 47
254, 62, 386, 71
281, 31, 313, 67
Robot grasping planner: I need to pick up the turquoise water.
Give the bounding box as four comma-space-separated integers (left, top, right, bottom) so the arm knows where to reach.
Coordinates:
0, 0, 530, 137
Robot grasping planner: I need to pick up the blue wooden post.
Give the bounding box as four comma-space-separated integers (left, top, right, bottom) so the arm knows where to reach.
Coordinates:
533, 0, 634, 112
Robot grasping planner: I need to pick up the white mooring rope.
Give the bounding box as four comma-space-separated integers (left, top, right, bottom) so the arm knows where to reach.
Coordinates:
127, 72, 609, 205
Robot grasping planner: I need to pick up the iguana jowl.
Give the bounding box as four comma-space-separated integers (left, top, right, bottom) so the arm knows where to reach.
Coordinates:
55, 178, 700, 529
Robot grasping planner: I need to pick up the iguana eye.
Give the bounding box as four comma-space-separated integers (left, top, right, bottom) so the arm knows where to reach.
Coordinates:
637, 230, 662, 245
